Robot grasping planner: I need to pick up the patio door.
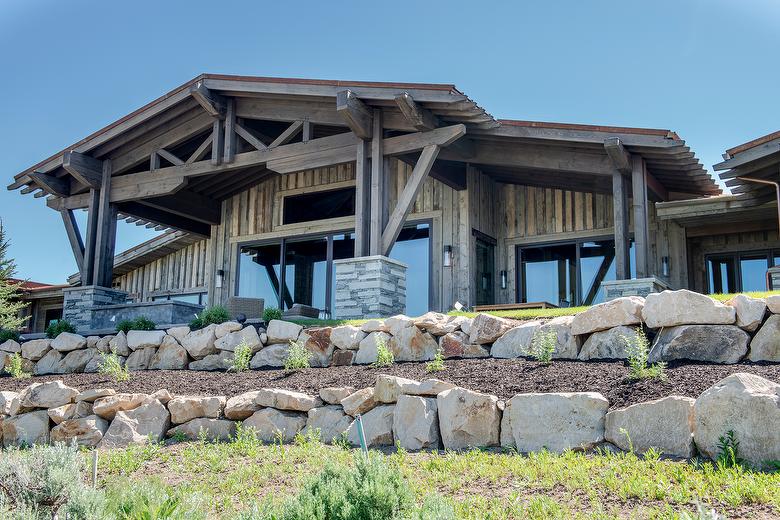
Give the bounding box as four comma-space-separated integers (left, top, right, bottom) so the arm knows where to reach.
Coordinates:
474, 235, 495, 306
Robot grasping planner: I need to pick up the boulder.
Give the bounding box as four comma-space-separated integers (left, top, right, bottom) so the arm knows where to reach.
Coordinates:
539, 316, 580, 359
250, 343, 289, 368
34, 349, 64, 375
459, 317, 473, 336
766, 295, 780, 314
255, 388, 320, 412
571, 296, 644, 336
50, 415, 108, 447
439, 331, 489, 358
168, 396, 226, 424
188, 351, 232, 371
413, 312, 458, 336
298, 327, 334, 367
76, 388, 116, 403
436, 387, 501, 449
748, 314, 780, 362
375, 375, 419, 403
508, 392, 608, 453
215, 321, 243, 339
693, 373, 780, 466
389, 326, 438, 362
61, 348, 96, 373
51, 332, 87, 352
329, 325, 366, 350
305, 405, 352, 443
95, 335, 114, 353
127, 330, 166, 350
2, 410, 50, 447
346, 404, 395, 447
642, 290, 735, 328
86, 336, 100, 349
393, 395, 440, 450
265, 320, 303, 344
384, 315, 414, 337
224, 391, 263, 420
109, 331, 131, 357
468, 314, 514, 345
648, 325, 749, 364
578, 326, 637, 360
151, 389, 173, 405
243, 408, 307, 442
0, 339, 21, 353
166, 326, 190, 343
319, 386, 355, 405
332, 350, 355, 366
491, 321, 541, 359
215, 325, 262, 353
726, 295, 767, 332
99, 399, 170, 448
605, 396, 695, 458
19, 381, 79, 409
92, 393, 150, 420
399, 379, 456, 397
341, 387, 377, 416
0, 391, 19, 415
150, 335, 189, 370
21, 339, 51, 360
48, 401, 93, 425
125, 347, 157, 371
84, 354, 111, 374
354, 331, 391, 365
360, 319, 389, 333
181, 324, 217, 359
500, 400, 513, 448
167, 418, 236, 442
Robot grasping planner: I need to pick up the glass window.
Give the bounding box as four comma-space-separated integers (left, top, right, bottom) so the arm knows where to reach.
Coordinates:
284, 237, 328, 311
171, 293, 201, 305
579, 241, 616, 305
707, 256, 738, 294
474, 238, 495, 306
740, 254, 770, 292
238, 243, 283, 308
520, 244, 577, 307
388, 224, 430, 317
283, 188, 356, 225
330, 233, 356, 312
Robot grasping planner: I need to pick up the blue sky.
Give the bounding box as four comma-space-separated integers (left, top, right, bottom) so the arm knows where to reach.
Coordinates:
1, 0, 779, 283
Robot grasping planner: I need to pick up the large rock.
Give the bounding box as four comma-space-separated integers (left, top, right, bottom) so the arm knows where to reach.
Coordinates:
0, 391, 19, 415
341, 387, 377, 416
61, 348, 96, 373
150, 336, 189, 370
320, 387, 356, 405
766, 295, 780, 313
384, 315, 414, 337
243, 408, 307, 442
726, 295, 767, 332
693, 373, 780, 466
360, 319, 389, 333
648, 325, 749, 364
605, 396, 695, 458
99, 399, 170, 448
500, 400, 514, 448
332, 349, 355, 366
439, 332, 489, 359
50, 332, 86, 352
48, 401, 93, 425
748, 314, 780, 362
215, 325, 262, 353
76, 388, 116, 403
436, 387, 501, 450
571, 296, 644, 336
400, 379, 456, 397
329, 325, 366, 350
21, 339, 51, 361
215, 321, 243, 339
2, 410, 50, 447
578, 326, 637, 360
92, 393, 150, 420
491, 321, 541, 359
389, 326, 438, 362
19, 381, 78, 409
265, 320, 303, 344
166, 326, 190, 343
125, 347, 156, 371
414, 312, 458, 336
95, 335, 114, 353
0, 339, 21, 353
346, 404, 395, 447
224, 391, 263, 420
305, 405, 352, 443
181, 324, 218, 360
167, 418, 236, 442
374, 375, 419, 403
393, 395, 439, 450
507, 392, 608, 453
539, 316, 581, 359
250, 343, 289, 368
167, 396, 225, 425
50, 415, 109, 447
127, 330, 166, 350
109, 331, 131, 357
468, 314, 514, 345
354, 331, 391, 365
188, 351, 232, 371
642, 290, 735, 328
298, 327, 334, 367
34, 349, 64, 375
255, 388, 320, 412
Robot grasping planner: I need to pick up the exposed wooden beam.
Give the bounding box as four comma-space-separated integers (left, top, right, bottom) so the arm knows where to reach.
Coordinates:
369, 110, 384, 256
354, 139, 371, 257
139, 190, 221, 225
631, 156, 649, 277
117, 202, 211, 236
156, 148, 184, 166
189, 81, 226, 118
29, 172, 70, 197
394, 92, 438, 131
612, 170, 630, 280
92, 160, 116, 287
82, 189, 100, 285
211, 118, 224, 166
235, 123, 267, 151
604, 137, 632, 174
269, 120, 303, 148
302, 120, 312, 143
397, 155, 466, 191
224, 98, 237, 163
336, 90, 373, 140
62, 151, 103, 189
186, 133, 213, 164
60, 209, 85, 280
645, 170, 669, 201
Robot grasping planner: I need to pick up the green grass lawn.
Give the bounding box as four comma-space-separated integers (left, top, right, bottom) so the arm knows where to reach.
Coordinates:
95, 434, 780, 519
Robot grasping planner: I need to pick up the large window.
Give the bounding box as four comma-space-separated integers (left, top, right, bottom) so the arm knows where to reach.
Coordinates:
388, 224, 431, 317
282, 187, 356, 225
706, 250, 778, 294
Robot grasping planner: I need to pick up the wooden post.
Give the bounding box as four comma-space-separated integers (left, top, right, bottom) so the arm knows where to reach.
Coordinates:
60, 209, 85, 281
612, 170, 630, 280
631, 155, 649, 277
211, 119, 224, 166
354, 139, 371, 256
92, 160, 117, 287
369, 110, 384, 256
82, 189, 101, 285
223, 98, 236, 163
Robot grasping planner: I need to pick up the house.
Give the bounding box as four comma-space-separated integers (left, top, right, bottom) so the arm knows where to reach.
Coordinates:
12, 279, 68, 334
6, 74, 777, 330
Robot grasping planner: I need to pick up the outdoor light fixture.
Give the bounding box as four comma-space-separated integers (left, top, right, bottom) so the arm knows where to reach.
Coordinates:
215, 269, 225, 289
662, 256, 670, 277
500, 270, 507, 289
443, 245, 453, 267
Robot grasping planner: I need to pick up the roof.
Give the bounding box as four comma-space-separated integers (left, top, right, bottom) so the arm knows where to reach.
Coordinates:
9, 278, 69, 292
498, 119, 680, 139
726, 130, 780, 157
713, 130, 780, 206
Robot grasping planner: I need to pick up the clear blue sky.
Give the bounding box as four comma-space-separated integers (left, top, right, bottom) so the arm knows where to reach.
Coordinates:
2, 0, 779, 283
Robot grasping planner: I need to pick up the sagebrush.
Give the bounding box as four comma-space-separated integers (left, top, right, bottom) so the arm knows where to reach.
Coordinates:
230, 339, 253, 372
426, 347, 445, 373
190, 306, 231, 330
116, 316, 156, 333
5, 352, 31, 379
99, 348, 130, 382
372, 337, 394, 368
621, 326, 666, 380
45, 319, 76, 339
284, 340, 310, 371
263, 307, 283, 322
526, 328, 557, 364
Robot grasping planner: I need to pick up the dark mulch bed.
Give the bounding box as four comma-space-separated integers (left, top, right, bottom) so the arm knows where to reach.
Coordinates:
1, 359, 778, 410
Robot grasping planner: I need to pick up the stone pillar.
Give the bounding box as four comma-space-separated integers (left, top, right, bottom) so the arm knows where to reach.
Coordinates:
600, 276, 669, 301
768, 266, 780, 291
62, 285, 128, 332
333, 256, 407, 319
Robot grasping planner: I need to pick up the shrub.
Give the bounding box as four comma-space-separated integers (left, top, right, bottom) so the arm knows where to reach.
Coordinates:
263, 307, 283, 322
230, 339, 253, 372
526, 328, 557, 364
98, 349, 130, 383
716, 430, 743, 469
115, 316, 157, 333
45, 319, 76, 339
5, 353, 31, 379
190, 306, 231, 330
372, 337, 394, 368
0, 328, 20, 343
284, 340, 310, 371
426, 347, 445, 373
105, 479, 206, 520
621, 327, 666, 380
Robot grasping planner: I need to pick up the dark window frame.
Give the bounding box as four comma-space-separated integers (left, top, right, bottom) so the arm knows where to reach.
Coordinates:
704, 249, 776, 294
282, 187, 357, 225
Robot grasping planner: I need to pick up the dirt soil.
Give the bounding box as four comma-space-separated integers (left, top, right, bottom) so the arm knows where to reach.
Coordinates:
2, 359, 778, 409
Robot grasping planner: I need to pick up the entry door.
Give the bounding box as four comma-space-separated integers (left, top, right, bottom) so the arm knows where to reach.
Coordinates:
474, 238, 495, 306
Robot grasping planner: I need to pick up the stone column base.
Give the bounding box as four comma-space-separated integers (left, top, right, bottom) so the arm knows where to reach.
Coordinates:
333, 256, 407, 319
62, 285, 129, 332
768, 266, 780, 291
601, 276, 670, 301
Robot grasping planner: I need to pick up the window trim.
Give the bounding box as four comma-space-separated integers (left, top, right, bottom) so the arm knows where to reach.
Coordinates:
704, 249, 775, 294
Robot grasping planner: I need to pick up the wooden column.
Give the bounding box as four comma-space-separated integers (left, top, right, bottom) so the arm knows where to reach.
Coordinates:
369, 110, 384, 256
354, 139, 371, 256
612, 170, 630, 280
631, 155, 649, 277
92, 160, 117, 287
60, 209, 85, 281
82, 189, 101, 285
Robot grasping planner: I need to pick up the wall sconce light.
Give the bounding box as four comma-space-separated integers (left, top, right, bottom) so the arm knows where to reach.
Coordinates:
443, 245, 453, 267
661, 256, 670, 277
215, 269, 225, 289
500, 270, 507, 289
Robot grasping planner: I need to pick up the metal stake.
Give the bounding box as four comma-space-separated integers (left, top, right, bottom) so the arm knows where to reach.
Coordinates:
355, 414, 368, 454
92, 450, 98, 488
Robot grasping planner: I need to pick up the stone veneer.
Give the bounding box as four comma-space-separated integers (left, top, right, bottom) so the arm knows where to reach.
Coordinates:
62, 286, 129, 331
601, 276, 669, 301
333, 255, 407, 319
769, 266, 780, 291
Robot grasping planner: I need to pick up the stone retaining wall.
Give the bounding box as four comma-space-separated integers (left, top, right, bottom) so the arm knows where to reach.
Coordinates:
1, 372, 778, 467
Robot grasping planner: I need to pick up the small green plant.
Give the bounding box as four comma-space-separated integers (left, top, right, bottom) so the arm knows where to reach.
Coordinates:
526, 328, 557, 364
716, 429, 743, 469
45, 319, 76, 339
263, 307, 283, 322
171, 430, 188, 443
680, 502, 727, 520
4, 352, 31, 379
98, 348, 130, 382
229, 339, 252, 372
372, 337, 394, 368
426, 347, 445, 373
0, 328, 20, 343
621, 326, 666, 380
284, 339, 311, 371
189, 305, 231, 330
116, 316, 157, 333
